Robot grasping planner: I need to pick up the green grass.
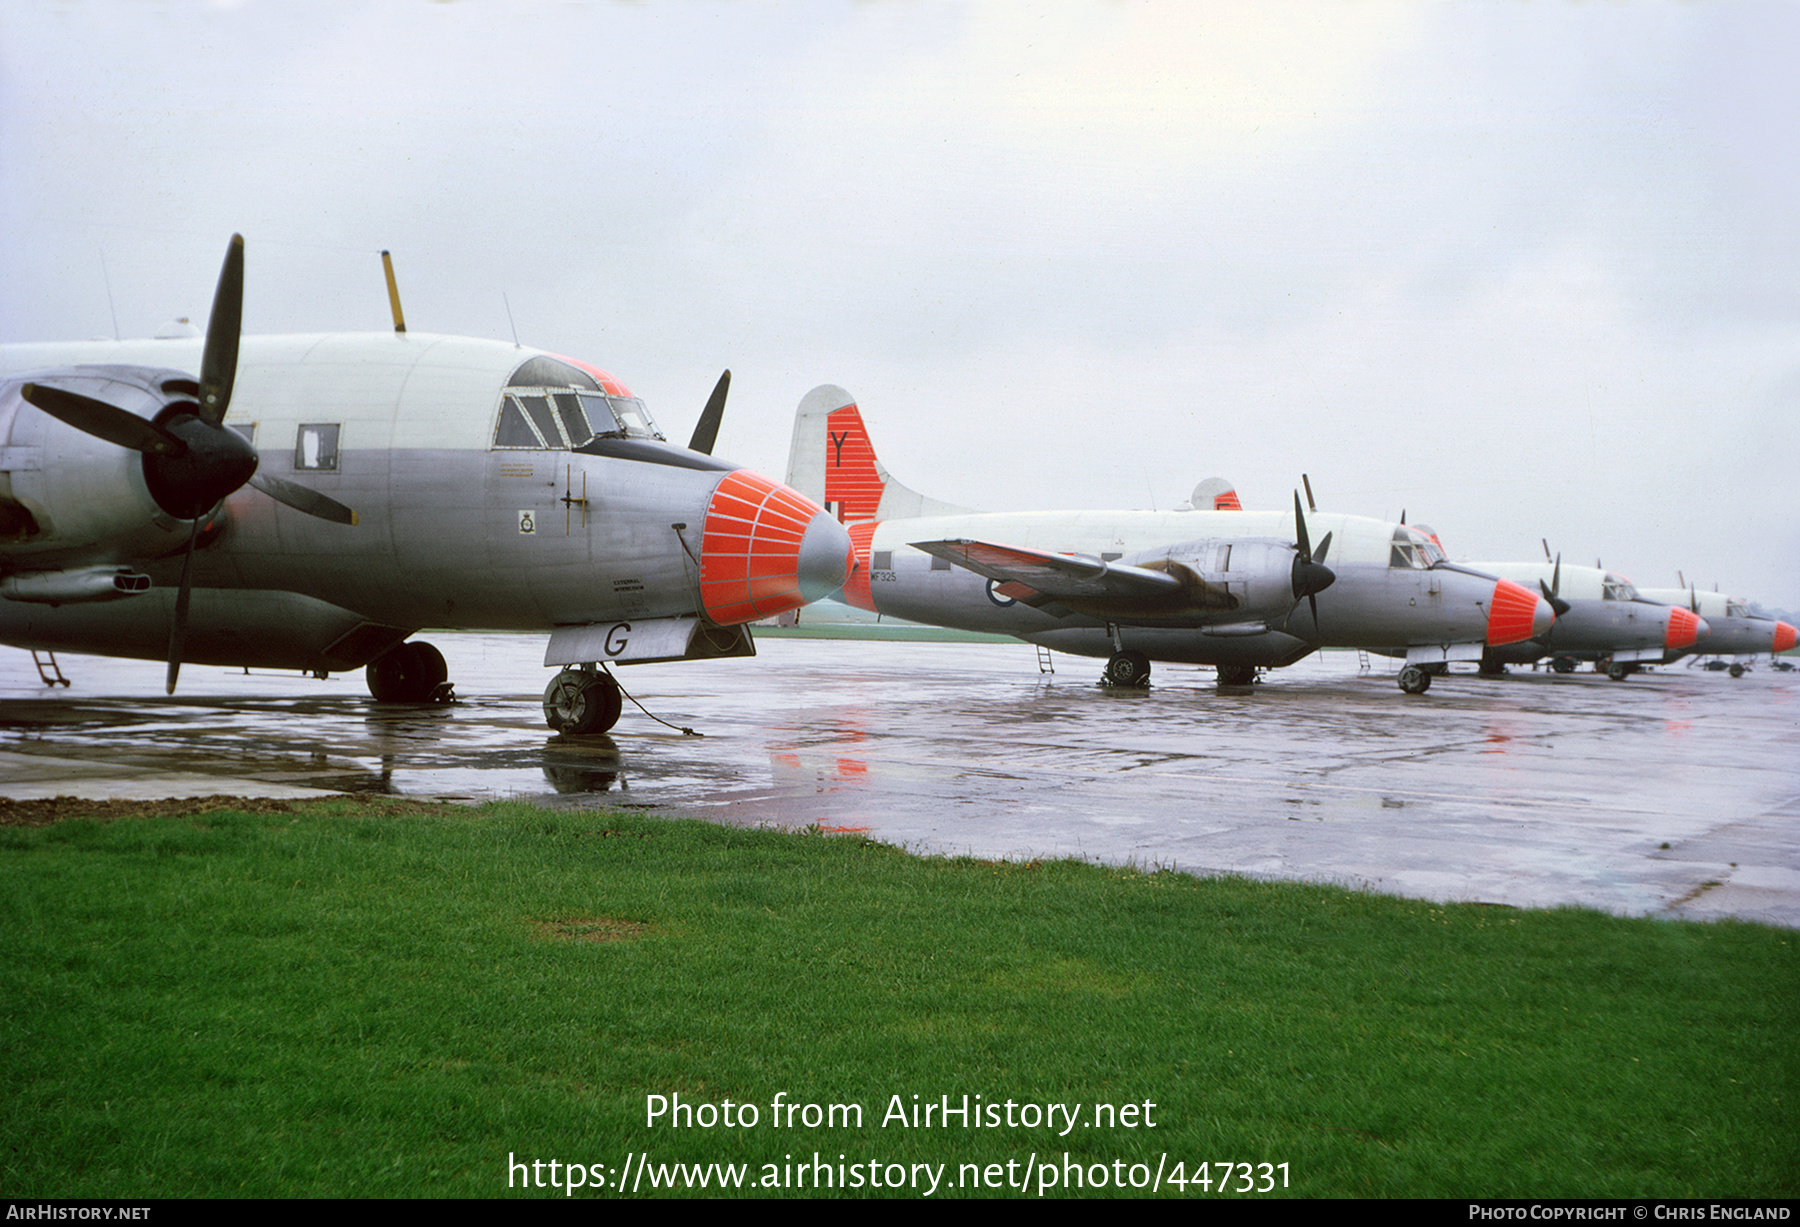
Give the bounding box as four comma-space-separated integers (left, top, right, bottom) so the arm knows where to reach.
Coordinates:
2, 800, 1793, 1198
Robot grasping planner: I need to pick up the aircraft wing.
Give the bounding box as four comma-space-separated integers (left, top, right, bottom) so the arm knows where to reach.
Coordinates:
910, 538, 1183, 605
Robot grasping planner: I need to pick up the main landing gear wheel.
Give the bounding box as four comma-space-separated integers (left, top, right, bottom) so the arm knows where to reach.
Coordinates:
1103, 650, 1151, 688
1550, 657, 1577, 674
366, 640, 450, 703
1606, 661, 1631, 681
1477, 657, 1506, 676
1398, 665, 1431, 694
544, 669, 623, 734
1729, 663, 1745, 678
1216, 664, 1257, 687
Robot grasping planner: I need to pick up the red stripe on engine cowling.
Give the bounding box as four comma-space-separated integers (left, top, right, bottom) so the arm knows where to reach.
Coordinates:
1664, 606, 1702, 650
699, 469, 828, 625
1485, 578, 1541, 646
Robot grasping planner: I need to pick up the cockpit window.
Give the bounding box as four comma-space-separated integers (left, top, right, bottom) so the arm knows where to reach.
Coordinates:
1388, 525, 1445, 570
493, 359, 663, 450
1601, 575, 1638, 601
1727, 599, 1747, 618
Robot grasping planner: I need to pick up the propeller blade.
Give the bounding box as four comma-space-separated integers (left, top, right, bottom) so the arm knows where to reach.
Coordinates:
249, 473, 359, 525
687, 369, 730, 455
165, 518, 201, 694
1302, 473, 1316, 513
197, 234, 244, 426
1293, 492, 1313, 563
1552, 553, 1561, 598
1313, 531, 1332, 566
1543, 538, 1553, 562
1539, 579, 1571, 619
20, 383, 187, 456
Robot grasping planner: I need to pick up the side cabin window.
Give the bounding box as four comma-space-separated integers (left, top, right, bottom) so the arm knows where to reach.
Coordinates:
295, 423, 340, 471
491, 355, 663, 450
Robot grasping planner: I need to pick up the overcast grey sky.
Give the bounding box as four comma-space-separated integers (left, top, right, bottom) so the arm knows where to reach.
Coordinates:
4, 1, 1796, 609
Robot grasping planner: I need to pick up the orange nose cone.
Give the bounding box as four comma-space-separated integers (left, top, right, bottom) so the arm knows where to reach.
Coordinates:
698, 469, 853, 625
1775, 622, 1798, 654
1485, 578, 1545, 646
1664, 606, 1704, 650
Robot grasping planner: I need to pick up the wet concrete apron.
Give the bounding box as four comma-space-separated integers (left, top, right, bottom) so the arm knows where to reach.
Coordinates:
4, 636, 1795, 926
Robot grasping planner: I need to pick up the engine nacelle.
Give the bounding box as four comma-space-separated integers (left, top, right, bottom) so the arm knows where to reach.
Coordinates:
1121, 537, 1304, 628
0, 566, 153, 604
0, 366, 207, 565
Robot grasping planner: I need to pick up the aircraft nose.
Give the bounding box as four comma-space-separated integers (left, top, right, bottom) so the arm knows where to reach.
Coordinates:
1773, 622, 1798, 654
1664, 606, 1706, 650
1486, 577, 1547, 646
696, 468, 853, 625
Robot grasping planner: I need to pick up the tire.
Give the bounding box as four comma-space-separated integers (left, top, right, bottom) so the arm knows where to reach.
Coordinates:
1216, 664, 1257, 686
366, 640, 449, 702
1398, 665, 1431, 694
1607, 661, 1629, 681
543, 671, 623, 734
1550, 657, 1576, 674
1103, 651, 1151, 688
1729, 663, 1745, 678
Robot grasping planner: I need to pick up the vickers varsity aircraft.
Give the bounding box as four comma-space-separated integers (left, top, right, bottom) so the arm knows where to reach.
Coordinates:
1636, 582, 1797, 676
0, 236, 853, 733
785, 385, 1553, 694
1460, 556, 1706, 679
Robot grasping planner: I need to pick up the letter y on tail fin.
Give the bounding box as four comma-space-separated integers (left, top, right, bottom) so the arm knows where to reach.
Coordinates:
786, 384, 975, 523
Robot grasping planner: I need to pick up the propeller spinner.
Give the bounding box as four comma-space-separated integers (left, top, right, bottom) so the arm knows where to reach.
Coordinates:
19, 235, 357, 692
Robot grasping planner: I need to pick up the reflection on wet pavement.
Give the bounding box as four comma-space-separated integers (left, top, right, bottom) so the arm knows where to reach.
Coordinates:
3, 635, 1795, 927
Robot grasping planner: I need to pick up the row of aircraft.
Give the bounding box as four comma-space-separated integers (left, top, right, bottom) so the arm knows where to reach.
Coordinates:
0, 236, 853, 733
1, 235, 1788, 734
779, 386, 1794, 693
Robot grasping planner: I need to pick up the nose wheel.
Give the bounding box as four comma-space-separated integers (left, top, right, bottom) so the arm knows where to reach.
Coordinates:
544, 668, 623, 734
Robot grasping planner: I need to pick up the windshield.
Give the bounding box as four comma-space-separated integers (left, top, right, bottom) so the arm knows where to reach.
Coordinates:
1388, 525, 1446, 570
492, 357, 663, 449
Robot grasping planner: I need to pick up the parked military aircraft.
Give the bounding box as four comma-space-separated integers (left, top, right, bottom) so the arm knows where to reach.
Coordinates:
0, 236, 853, 733
785, 385, 1552, 694
1461, 557, 1706, 679
1636, 582, 1796, 676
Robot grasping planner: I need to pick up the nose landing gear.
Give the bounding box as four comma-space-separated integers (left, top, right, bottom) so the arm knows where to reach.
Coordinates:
1398, 664, 1431, 694
544, 666, 623, 734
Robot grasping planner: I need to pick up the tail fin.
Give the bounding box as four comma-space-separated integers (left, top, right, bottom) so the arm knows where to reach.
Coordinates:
786, 385, 974, 523
1190, 477, 1241, 510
